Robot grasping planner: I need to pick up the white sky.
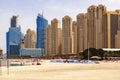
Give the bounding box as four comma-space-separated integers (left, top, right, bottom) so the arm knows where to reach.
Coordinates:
0, 0, 120, 53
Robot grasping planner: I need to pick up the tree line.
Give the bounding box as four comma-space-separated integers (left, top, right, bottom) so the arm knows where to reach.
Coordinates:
82, 48, 120, 60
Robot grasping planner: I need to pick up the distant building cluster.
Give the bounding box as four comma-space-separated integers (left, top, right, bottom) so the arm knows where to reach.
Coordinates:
6, 4, 120, 57
46, 4, 120, 55
6, 14, 48, 57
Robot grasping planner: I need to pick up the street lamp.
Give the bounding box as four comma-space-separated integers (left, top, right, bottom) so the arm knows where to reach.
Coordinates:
7, 53, 9, 75
88, 42, 89, 64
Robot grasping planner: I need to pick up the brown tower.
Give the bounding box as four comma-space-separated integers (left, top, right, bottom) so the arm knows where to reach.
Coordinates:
62, 16, 73, 54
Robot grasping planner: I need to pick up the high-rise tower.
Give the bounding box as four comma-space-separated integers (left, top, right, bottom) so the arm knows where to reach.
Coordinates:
51, 18, 62, 55
46, 19, 62, 55
72, 21, 78, 53
87, 5, 107, 49
103, 10, 120, 48
6, 15, 21, 56
62, 16, 73, 54
46, 24, 52, 55
96, 4, 107, 49
11, 16, 18, 27
87, 5, 97, 48
25, 29, 36, 48
115, 14, 120, 48
77, 13, 87, 52
36, 13, 48, 55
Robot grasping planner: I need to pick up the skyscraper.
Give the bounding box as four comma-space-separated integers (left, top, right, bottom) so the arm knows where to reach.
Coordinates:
87, 5, 106, 49
6, 15, 21, 56
24, 29, 36, 48
115, 12, 120, 48
46, 19, 62, 55
6, 16, 21, 56
46, 24, 52, 55
6, 17, 21, 57
87, 5, 97, 48
77, 13, 87, 52
62, 16, 73, 54
72, 21, 78, 53
51, 18, 62, 55
11, 16, 18, 27
36, 14, 48, 54
102, 10, 120, 48
115, 31, 120, 48
96, 4, 107, 49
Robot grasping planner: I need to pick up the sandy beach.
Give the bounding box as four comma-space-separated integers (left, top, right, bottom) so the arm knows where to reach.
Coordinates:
0, 60, 120, 80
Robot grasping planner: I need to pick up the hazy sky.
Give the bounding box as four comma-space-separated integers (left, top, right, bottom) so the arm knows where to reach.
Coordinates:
0, 0, 120, 52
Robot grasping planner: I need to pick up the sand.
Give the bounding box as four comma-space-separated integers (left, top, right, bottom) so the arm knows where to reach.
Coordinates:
0, 60, 120, 80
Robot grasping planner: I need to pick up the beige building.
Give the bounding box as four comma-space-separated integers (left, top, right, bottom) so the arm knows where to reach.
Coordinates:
115, 14, 120, 48
24, 29, 36, 48
96, 4, 107, 49
87, 5, 107, 49
51, 18, 62, 55
87, 5, 97, 48
115, 31, 120, 48
102, 10, 120, 48
83, 14, 88, 51
46, 19, 62, 56
46, 24, 52, 55
72, 21, 77, 53
77, 13, 87, 52
62, 16, 73, 54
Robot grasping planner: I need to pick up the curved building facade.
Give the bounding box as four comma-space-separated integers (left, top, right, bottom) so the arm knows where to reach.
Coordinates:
36, 14, 48, 49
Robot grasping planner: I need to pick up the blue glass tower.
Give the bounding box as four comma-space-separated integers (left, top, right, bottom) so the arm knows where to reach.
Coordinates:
11, 16, 17, 27
6, 16, 21, 56
6, 27, 21, 56
36, 14, 48, 55
6, 32, 9, 54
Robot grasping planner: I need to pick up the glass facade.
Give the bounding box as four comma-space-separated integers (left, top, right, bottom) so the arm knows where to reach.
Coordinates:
6, 27, 21, 56
6, 32, 9, 55
9, 45, 20, 55
36, 14, 48, 49
20, 48, 43, 57
11, 16, 18, 27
